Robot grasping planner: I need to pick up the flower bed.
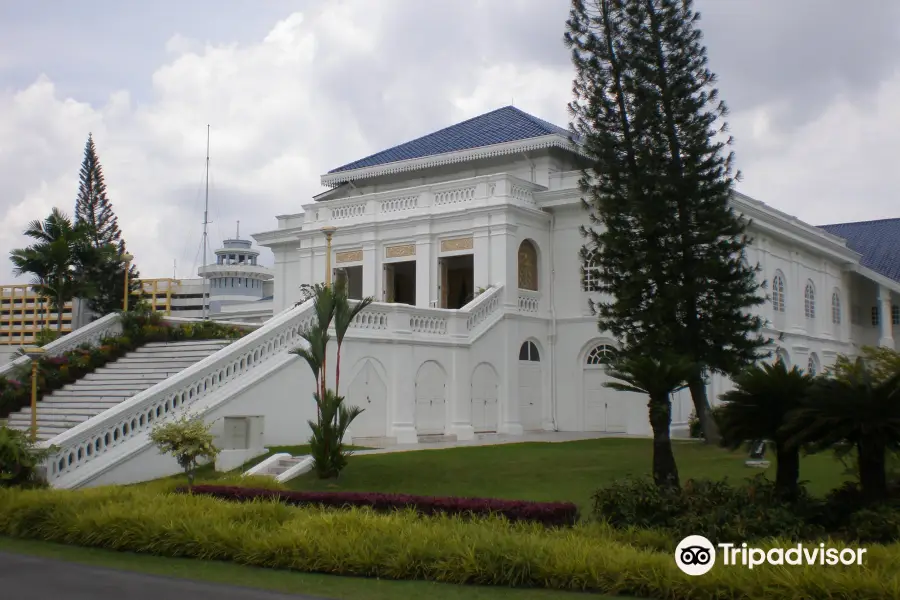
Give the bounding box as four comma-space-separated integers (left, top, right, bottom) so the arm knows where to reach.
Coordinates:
0, 310, 247, 419
181, 484, 580, 527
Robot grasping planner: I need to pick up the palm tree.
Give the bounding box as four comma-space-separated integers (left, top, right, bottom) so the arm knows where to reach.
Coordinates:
290, 283, 335, 401
718, 360, 813, 499
604, 351, 696, 489
332, 278, 374, 395
786, 358, 900, 502
9, 209, 100, 332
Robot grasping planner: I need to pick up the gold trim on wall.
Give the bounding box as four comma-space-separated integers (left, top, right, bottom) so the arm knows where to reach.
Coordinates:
440, 236, 474, 253
385, 244, 416, 258
335, 249, 363, 263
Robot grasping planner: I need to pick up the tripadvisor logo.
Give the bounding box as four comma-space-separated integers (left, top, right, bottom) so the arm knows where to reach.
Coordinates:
675, 535, 867, 576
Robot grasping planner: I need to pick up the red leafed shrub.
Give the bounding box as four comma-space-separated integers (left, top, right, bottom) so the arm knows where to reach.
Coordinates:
180, 485, 579, 527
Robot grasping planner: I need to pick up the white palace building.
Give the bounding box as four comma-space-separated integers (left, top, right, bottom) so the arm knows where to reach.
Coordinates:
252, 106, 900, 443
22, 107, 900, 488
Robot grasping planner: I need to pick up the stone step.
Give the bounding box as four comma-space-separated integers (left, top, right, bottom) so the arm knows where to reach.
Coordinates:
119, 353, 217, 361
8, 415, 91, 428
8, 408, 101, 419
63, 382, 154, 392
37, 400, 129, 410
417, 434, 458, 443
140, 340, 233, 349
92, 367, 186, 375
268, 466, 289, 475
50, 389, 138, 398
106, 359, 198, 368
83, 372, 171, 381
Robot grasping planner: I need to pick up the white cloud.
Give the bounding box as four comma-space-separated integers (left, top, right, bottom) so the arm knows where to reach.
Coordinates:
0, 2, 897, 288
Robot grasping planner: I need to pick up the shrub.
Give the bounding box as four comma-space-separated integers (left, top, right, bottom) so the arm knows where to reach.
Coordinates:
592, 475, 822, 544
182, 485, 580, 527
149, 415, 220, 487
0, 485, 897, 599
0, 426, 55, 488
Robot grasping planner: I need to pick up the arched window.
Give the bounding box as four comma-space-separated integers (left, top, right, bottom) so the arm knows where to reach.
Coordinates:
517, 240, 538, 291
775, 348, 790, 368
581, 248, 600, 292
518, 341, 540, 362
772, 272, 786, 313
831, 291, 841, 325
804, 281, 815, 319
586, 344, 616, 366
807, 353, 820, 376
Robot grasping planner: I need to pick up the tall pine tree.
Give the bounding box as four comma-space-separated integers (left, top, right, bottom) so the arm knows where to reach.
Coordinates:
566, 0, 769, 443
74, 133, 141, 315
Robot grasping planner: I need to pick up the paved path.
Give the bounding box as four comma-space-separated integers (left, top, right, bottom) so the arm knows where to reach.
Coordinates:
0, 552, 329, 600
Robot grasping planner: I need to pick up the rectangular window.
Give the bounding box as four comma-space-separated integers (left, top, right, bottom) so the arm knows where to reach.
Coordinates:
893, 304, 899, 326
872, 306, 880, 327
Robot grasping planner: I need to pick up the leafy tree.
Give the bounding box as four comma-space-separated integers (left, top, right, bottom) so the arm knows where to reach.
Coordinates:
0, 425, 56, 488
149, 414, 220, 488
73, 133, 141, 315
290, 282, 364, 478
332, 278, 374, 395
718, 359, 814, 498
566, 0, 769, 445
786, 358, 900, 501
9, 208, 110, 331
829, 346, 900, 384
604, 350, 695, 488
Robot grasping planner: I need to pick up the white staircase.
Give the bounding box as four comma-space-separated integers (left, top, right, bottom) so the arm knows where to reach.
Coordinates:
244, 452, 314, 482
7, 340, 232, 442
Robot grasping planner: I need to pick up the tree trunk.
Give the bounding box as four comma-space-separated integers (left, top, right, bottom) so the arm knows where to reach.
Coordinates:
774, 441, 800, 499
857, 440, 887, 501
688, 376, 720, 445
335, 343, 342, 396
56, 294, 64, 333
648, 394, 680, 489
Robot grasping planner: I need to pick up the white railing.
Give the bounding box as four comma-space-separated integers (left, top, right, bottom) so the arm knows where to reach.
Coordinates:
510, 184, 535, 205
518, 290, 541, 313
434, 186, 476, 206
409, 313, 449, 335
161, 316, 262, 332
331, 202, 366, 220
465, 286, 503, 331
42, 299, 317, 483
0, 312, 122, 378
380, 195, 418, 213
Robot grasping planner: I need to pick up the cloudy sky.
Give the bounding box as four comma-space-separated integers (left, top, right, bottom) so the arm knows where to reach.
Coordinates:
1, 0, 898, 281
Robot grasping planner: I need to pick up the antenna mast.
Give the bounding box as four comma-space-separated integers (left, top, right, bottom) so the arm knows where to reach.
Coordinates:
202, 125, 211, 320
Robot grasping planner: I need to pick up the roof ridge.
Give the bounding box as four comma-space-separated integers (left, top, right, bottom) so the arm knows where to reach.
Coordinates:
820, 216, 900, 227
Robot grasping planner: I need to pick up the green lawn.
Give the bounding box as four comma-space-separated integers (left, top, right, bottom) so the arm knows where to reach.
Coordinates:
285, 438, 853, 512
0, 536, 617, 600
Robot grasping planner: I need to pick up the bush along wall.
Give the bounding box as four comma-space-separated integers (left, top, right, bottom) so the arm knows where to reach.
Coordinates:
0, 485, 897, 600
0, 309, 246, 419
181, 485, 580, 527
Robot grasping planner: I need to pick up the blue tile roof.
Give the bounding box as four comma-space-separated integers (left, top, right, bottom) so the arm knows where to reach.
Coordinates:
328, 106, 572, 174
819, 218, 900, 283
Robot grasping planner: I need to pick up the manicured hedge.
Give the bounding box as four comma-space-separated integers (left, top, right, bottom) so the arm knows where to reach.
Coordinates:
0, 486, 896, 600
180, 484, 579, 527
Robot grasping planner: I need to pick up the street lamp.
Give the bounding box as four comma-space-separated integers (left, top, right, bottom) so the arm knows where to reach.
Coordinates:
24, 346, 45, 443
122, 253, 134, 311
322, 226, 337, 287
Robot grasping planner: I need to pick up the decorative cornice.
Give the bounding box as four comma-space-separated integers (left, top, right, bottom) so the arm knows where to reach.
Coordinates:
321, 135, 585, 188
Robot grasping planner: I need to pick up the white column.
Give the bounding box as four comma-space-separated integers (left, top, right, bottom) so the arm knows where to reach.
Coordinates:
389, 309, 418, 444
415, 237, 432, 308
789, 251, 805, 334
362, 242, 377, 300
448, 347, 474, 440
489, 224, 519, 307
297, 247, 313, 291
878, 285, 894, 348
473, 229, 490, 290
499, 318, 523, 435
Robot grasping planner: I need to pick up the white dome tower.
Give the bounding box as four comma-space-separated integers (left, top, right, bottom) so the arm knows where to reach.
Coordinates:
198, 221, 274, 310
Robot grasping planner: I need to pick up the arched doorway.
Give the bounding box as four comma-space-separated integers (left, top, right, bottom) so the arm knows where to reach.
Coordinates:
414, 361, 446, 435
471, 363, 499, 433
582, 343, 627, 433
518, 340, 543, 431
346, 359, 387, 438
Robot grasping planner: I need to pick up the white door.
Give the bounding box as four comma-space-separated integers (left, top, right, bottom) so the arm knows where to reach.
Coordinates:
346, 361, 387, 438
583, 369, 627, 433
471, 364, 499, 433
518, 365, 542, 431
415, 362, 446, 435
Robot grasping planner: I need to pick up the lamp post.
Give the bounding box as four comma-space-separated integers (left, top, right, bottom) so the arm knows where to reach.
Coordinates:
24, 346, 45, 443
122, 253, 134, 311
322, 226, 337, 287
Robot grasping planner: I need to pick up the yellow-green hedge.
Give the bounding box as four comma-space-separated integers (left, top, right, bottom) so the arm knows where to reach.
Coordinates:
0, 486, 898, 599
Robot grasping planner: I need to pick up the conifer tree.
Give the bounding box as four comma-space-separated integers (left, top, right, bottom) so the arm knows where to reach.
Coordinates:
73, 134, 141, 314
566, 0, 769, 443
